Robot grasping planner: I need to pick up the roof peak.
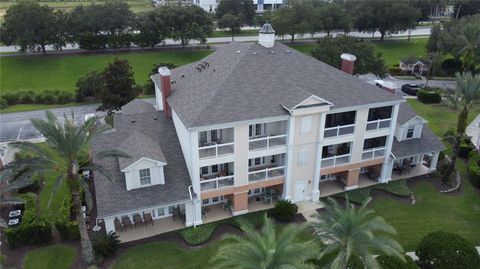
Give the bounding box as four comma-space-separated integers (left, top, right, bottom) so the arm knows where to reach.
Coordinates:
259, 22, 275, 34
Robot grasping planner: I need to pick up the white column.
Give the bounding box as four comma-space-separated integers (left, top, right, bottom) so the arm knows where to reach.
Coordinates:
380, 103, 400, 183
189, 132, 200, 194
312, 113, 326, 201
283, 117, 295, 200
185, 200, 203, 227
104, 217, 115, 234
429, 151, 440, 172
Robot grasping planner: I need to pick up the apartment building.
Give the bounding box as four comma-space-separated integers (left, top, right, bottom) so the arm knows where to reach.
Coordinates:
92, 24, 444, 241
153, 0, 284, 13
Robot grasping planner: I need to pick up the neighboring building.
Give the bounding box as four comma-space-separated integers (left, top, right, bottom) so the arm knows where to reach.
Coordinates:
92, 24, 444, 241
153, 0, 284, 13
399, 57, 431, 75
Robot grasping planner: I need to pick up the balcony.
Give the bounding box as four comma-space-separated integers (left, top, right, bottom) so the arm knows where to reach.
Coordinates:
324, 124, 355, 138
198, 128, 234, 159
249, 134, 287, 151
366, 118, 391, 131
200, 175, 234, 191
321, 154, 351, 168
362, 147, 385, 160
248, 166, 286, 182
249, 121, 287, 151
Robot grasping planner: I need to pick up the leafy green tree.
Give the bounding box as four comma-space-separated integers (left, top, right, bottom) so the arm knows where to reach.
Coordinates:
354, 0, 421, 41
311, 197, 404, 269
314, 2, 352, 36
144, 62, 177, 95
68, 1, 134, 49
311, 36, 386, 76
0, 112, 128, 266
0, 2, 62, 54
218, 13, 243, 41
135, 9, 169, 48
96, 59, 140, 113
216, 0, 255, 26
162, 5, 213, 47
442, 72, 480, 182
271, 0, 315, 43
75, 71, 105, 102
211, 214, 317, 269
454, 0, 480, 19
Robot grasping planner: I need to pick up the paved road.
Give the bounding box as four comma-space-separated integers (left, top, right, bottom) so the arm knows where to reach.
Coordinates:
0, 27, 432, 53
383, 76, 456, 90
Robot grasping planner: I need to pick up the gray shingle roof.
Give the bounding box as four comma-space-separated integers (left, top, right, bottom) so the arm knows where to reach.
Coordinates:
392, 126, 445, 159
92, 111, 191, 218
397, 102, 425, 125
153, 42, 402, 129
118, 131, 167, 171
120, 98, 156, 115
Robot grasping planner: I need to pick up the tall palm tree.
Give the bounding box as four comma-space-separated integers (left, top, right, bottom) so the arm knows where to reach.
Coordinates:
0, 111, 127, 266
311, 197, 404, 269
442, 72, 480, 181
212, 214, 317, 269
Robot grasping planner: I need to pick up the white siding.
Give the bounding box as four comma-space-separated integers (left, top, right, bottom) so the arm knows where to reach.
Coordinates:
172, 109, 193, 175
155, 84, 164, 111
124, 159, 165, 190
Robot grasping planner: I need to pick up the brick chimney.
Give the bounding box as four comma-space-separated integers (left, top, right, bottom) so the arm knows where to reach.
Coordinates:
158, 66, 172, 118
340, 53, 357, 75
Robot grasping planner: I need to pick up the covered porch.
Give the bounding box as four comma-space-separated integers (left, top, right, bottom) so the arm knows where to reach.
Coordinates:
114, 215, 185, 242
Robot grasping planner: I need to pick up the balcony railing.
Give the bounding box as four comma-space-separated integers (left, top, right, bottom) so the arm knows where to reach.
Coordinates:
324, 124, 355, 138
362, 147, 386, 160
199, 142, 234, 159
200, 175, 234, 191
366, 118, 391, 131
248, 166, 285, 182
249, 134, 287, 151
321, 154, 351, 168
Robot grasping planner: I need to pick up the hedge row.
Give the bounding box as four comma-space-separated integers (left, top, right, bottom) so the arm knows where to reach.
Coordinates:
468, 151, 480, 188
55, 197, 80, 241
0, 90, 75, 109
417, 90, 441, 104
4, 193, 53, 248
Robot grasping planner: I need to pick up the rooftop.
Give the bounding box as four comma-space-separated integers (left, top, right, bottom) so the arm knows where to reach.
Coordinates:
152, 42, 402, 129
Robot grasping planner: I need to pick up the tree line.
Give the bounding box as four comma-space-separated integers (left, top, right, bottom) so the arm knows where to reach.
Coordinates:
0, 1, 213, 53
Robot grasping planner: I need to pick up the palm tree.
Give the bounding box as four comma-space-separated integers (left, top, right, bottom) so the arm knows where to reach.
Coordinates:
212, 214, 317, 269
0, 111, 127, 266
442, 72, 480, 181
457, 20, 479, 71
311, 197, 404, 269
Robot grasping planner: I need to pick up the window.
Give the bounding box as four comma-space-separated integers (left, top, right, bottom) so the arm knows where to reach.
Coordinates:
363, 136, 387, 149
298, 148, 309, 165
199, 131, 207, 146
255, 157, 261, 165
157, 208, 165, 217
202, 199, 209, 205
406, 126, 415, 138
255, 124, 263, 136
301, 116, 312, 134
368, 106, 393, 121
325, 111, 356, 128
249, 125, 253, 137
201, 166, 208, 175
211, 165, 218, 173
139, 169, 151, 186
211, 130, 218, 142
212, 197, 219, 203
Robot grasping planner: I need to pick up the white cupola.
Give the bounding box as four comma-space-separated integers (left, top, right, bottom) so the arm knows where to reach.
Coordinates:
259, 22, 275, 48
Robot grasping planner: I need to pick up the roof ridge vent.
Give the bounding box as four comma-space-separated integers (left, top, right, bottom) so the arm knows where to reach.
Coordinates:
236, 50, 241, 54
253, 52, 259, 55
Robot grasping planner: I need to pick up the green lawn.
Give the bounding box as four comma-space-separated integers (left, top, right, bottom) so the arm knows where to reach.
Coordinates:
289, 37, 429, 67
406, 99, 480, 138
373, 38, 428, 66
23, 245, 77, 269
0, 50, 211, 95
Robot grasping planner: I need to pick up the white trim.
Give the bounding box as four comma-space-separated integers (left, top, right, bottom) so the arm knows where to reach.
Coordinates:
232, 209, 249, 216
99, 199, 191, 220
121, 157, 166, 172
189, 115, 290, 132
290, 95, 333, 110
344, 185, 358, 191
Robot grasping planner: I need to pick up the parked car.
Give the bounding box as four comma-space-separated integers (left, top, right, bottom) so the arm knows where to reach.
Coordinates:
401, 84, 422, 95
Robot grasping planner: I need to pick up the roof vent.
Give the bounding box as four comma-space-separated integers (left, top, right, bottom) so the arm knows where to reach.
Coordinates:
131, 120, 135, 123
285, 50, 291, 53
270, 51, 275, 54
154, 116, 158, 120
181, 74, 185, 78
253, 52, 259, 55
236, 50, 241, 54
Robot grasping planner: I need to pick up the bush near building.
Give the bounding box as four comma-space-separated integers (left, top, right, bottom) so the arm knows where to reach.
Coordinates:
376, 254, 420, 269
417, 90, 441, 104
416, 231, 480, 269
467, 151, 480, 188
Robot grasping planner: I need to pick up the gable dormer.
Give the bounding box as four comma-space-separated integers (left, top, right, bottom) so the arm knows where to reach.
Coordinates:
118, 131, 167, 190
283, 95, 333, 116
395, 103, 427, 142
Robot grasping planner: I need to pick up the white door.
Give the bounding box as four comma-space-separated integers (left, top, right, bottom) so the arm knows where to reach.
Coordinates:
295, 181, 307, 202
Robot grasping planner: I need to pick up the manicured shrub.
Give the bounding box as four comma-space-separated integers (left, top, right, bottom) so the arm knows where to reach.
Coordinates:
459, 143, 474, 158
4, 193, 53, 248
417, 90, 441, 104
387, 65, 403, 76
56, 92, 74, 104
416, 231, 480, 269
440, 58, 463, 76
18, 91, 35, 104
55, 197, 80, 241
270, 199, 298, 222
467, 152, 480, 188
0, 98, 8, 109
41, 91, 56, 104
310, 253, 363, 268
376, 254, 419, 269
92, 231, 121, 260
2, 92, 20, 105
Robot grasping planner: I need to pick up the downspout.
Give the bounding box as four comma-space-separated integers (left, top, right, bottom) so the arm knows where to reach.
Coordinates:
188, 185, 197, 228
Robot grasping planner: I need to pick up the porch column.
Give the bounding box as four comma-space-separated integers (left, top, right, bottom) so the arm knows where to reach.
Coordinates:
380, 158, 394, 183
345, 168, 360, 191
312, 113, 326, 201
185, 199, 203, 227
283, 117, 295, 200
232, 191, 249, 216
380, 103, 400, 183
104, 217, 115, 234
429, 151, 440, 172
